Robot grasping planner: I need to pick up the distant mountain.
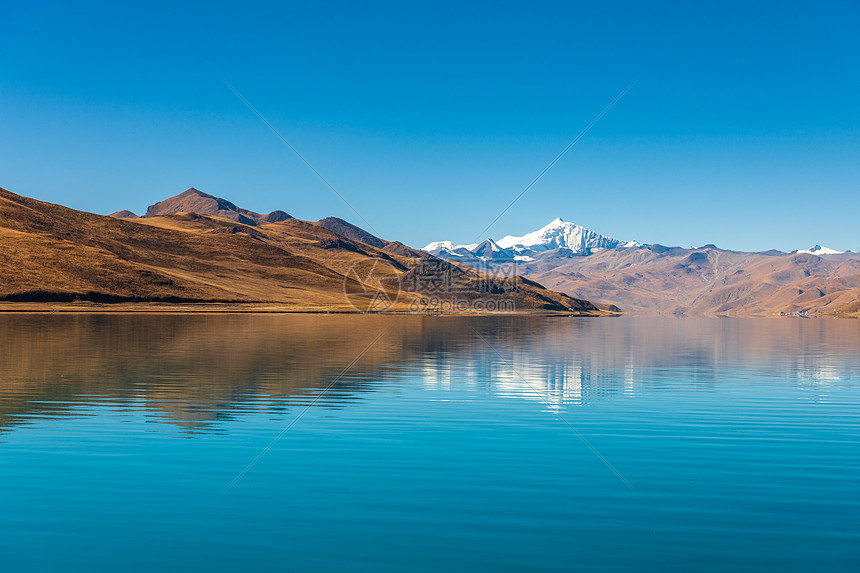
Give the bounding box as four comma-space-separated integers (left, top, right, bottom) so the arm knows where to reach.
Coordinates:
497, 217, 637, 252
471, 238, 516, 260
115, 188, 294, 226
515, 244, 860, 316
421, 217, 860, 316
423, 217, 637, 264
791, 245, 845, 255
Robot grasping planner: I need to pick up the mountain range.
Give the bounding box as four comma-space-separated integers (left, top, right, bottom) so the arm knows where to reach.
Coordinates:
4, 185, 858, 316
424, 219, 860, 316
0, 186, 603, 314
424, 218, 639, 263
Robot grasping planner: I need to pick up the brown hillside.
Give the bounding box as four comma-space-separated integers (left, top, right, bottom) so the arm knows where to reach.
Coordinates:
522, 245, 860, 316
109, 210, 138, 219
142, 188, 293, 226
0, 187, 604, 314
314, 217, 388, 248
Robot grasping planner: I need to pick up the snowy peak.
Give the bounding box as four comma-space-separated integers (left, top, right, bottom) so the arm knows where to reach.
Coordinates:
472, 238, 516, 260
791, 245, 844, 256
423, 240, 462, 252
422, 217, 638, 263
496, 218, 632, 253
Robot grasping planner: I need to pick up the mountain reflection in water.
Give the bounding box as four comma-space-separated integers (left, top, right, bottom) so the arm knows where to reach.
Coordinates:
2, 314, 857, 434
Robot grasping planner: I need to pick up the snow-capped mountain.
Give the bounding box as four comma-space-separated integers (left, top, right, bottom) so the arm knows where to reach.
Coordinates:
422, 218, 637, 263
791, 245, 844, 255
471, 238, 517, 260
496, 217, 638, 252
423, 240, 477, 252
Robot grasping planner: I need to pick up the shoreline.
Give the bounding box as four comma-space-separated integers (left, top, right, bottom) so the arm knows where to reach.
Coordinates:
1, 303, 852, 318
0, 302, 616, 316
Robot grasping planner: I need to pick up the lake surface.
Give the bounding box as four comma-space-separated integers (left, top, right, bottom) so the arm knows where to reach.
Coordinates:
1, 314, 858, 571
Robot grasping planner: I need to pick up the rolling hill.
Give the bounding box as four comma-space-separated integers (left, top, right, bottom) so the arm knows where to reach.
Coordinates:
520, 245, 860, 316
0, 186, 604, 314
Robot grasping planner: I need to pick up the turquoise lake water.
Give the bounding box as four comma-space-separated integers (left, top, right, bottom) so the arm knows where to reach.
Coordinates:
1, 315, 858, 571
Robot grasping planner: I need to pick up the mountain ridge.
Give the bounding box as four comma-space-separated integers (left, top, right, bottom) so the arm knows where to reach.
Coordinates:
111, 187, 294, 226
424, 218, 851, 262
424, 217, 636, 259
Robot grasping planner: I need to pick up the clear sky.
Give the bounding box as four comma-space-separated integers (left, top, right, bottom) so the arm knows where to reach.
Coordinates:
2, 1, 858, 251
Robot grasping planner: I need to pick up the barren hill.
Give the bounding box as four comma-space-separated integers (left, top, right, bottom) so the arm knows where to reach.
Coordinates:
0, 187, 603, 314
108, 209, 138, 219
521, 245, 860, 316
114, 187, 294, 226
314, 217, 388, 248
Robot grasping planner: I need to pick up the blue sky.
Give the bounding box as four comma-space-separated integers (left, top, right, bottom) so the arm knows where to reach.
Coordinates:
2, 1, 858, 251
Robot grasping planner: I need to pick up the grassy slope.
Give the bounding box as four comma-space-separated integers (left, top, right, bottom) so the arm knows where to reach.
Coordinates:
0, 187, 603, 313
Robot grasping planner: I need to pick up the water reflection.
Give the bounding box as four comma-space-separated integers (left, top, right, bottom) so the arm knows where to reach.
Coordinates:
1, 314, 858, 434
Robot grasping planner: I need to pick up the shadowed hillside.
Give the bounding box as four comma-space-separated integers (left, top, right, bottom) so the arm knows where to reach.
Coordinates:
314, 217, 388, 248
2, 314, 856, 435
